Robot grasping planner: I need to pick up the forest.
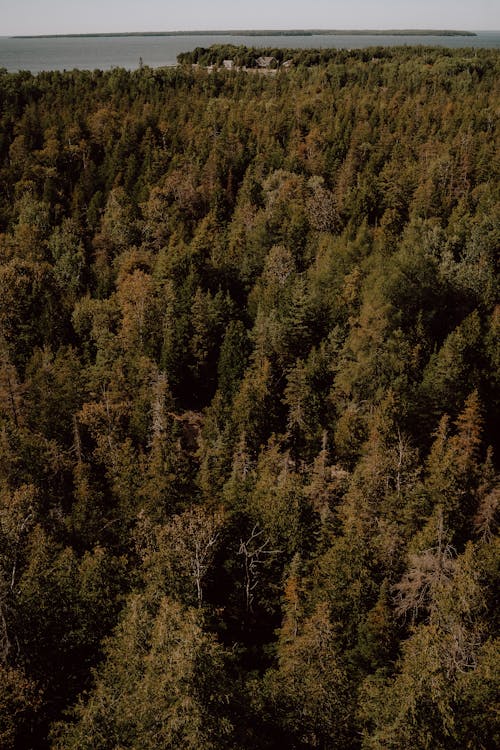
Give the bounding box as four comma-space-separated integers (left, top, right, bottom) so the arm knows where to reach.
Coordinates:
0, 45, 498, 749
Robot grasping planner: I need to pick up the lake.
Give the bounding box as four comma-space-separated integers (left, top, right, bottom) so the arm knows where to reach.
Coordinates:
0, 32, 499, 73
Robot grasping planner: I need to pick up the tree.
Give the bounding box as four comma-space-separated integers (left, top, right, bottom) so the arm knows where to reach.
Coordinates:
0, 258, 62, 370
51, 596, 235, 750
47, 218, 86, 305
116, 266, 156, 354
135, 506, 225, 607
0, 664, 40, 750
360, 540, 490, 750
424, 392, 486, 544
217, 319, 250, 402
421, 309, 485, 412
265, 602, 355, 749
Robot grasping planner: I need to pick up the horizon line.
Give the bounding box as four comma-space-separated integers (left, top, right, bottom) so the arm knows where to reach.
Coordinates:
9, 28, 484, 39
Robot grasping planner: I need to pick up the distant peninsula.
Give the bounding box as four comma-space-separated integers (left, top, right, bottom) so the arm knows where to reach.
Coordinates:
13, 29, 477, 39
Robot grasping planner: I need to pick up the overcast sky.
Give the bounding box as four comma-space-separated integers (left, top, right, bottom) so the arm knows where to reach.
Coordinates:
1, 0, 498, 36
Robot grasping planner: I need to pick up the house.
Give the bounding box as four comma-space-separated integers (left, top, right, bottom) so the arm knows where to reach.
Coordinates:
256, 56, 276, 69
223, 59, 234, 70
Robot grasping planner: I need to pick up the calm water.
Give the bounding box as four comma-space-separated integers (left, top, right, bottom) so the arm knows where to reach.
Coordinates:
0, 32, 499, 74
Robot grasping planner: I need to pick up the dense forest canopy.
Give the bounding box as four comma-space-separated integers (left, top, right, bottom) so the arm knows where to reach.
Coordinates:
0, 45, 498, 749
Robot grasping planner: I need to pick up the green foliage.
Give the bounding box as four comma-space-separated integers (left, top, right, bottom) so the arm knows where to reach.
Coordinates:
51, 596, 236, 750
0, 46, 498, 749
265, 603, 355, 748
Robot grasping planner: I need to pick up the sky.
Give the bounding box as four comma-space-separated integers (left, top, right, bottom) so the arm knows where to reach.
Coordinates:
0, 0, 499, 36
